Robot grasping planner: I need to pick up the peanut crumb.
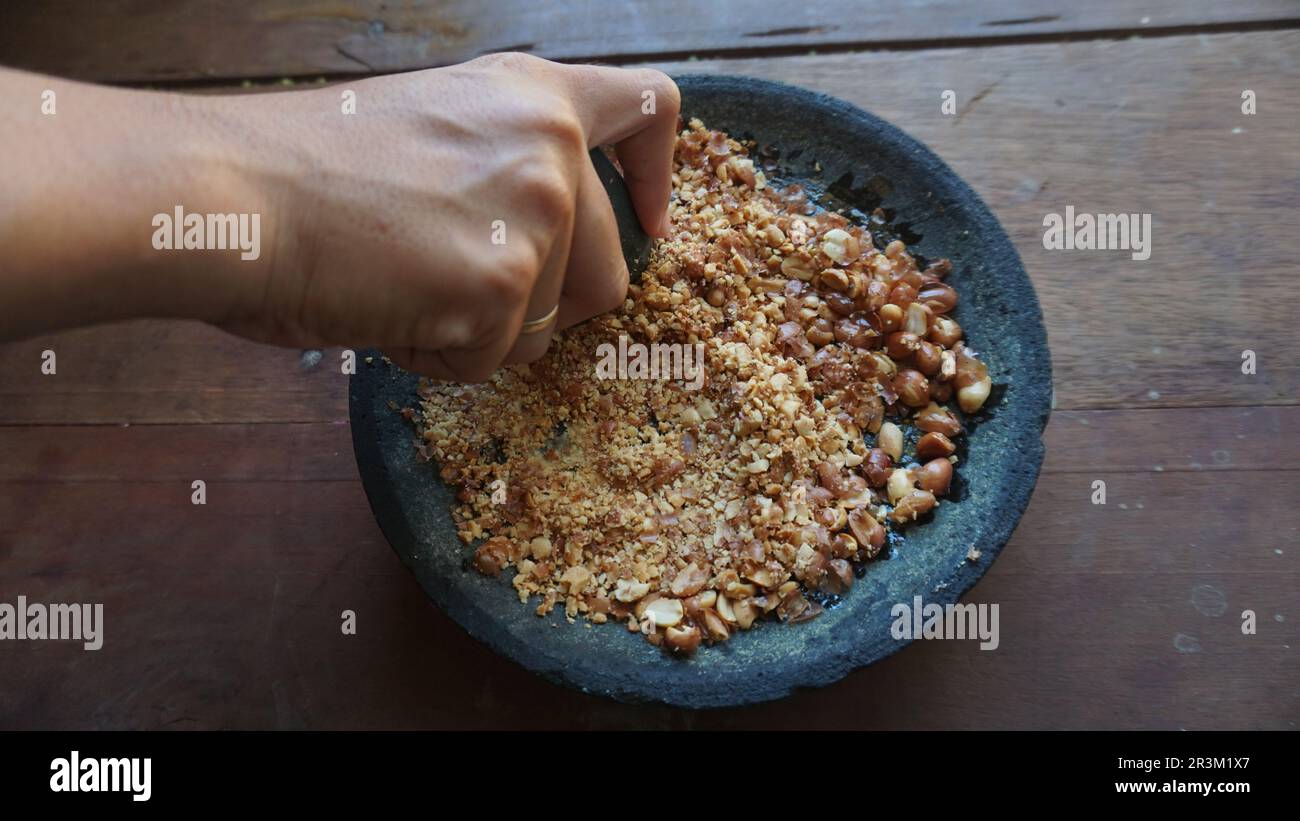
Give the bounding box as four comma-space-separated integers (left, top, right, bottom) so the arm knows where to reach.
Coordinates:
412, 120, 986, 655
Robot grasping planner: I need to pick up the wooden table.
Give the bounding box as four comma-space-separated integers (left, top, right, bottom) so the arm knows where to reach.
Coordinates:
1, 1, 1296, 729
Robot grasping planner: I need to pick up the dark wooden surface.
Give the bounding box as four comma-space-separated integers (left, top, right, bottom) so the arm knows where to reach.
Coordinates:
4, 0, 1298, 83
1, 4, 1296, 729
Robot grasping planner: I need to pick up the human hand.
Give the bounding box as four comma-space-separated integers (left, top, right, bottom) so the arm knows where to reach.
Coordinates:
209, 53, 680, 379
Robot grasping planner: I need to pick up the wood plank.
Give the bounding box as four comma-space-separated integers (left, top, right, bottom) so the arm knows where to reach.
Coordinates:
0, 321, 350, 424
0, 481, 391, 578
1, 1, 1297, 83
4, 566, 1292, 729
0, 421, 360, 482
1042, 406, 1300, 474
0, 469, 1293, 728
1, 406, 1296, 482
2, 32, 1296, 422
1, 470, 1291, 579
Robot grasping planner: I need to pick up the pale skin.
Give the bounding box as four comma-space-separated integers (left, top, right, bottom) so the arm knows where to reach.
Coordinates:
0, 54, 681, 379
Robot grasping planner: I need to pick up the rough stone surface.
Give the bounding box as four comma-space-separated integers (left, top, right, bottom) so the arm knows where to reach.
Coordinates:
348, 75, 1052, 708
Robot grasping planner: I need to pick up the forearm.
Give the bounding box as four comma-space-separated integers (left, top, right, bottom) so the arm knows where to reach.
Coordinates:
0, 68, 266, 340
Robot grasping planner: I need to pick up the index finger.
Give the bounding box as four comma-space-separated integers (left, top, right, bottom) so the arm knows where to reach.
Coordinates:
556, 65, 680, 238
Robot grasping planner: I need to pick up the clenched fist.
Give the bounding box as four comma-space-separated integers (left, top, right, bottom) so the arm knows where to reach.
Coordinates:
0, 55, 681, 380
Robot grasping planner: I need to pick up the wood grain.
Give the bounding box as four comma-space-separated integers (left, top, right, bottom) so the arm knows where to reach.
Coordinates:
2, 0, 1296, 84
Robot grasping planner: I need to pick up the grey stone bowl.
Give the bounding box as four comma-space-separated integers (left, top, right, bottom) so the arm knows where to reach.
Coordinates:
348, 75, 1052, 708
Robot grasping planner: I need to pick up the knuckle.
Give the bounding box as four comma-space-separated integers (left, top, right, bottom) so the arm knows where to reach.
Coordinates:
486, 246, 542, 307
639, 69, 681, 114
514, 160, 573, 217
413, 312, 474, 351
472, 51, 540, 74
523, 102, 587, 157
550, 111, 589, 156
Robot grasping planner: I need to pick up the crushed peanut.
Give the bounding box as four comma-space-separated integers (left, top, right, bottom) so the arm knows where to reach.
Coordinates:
411, 119, 994, 655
